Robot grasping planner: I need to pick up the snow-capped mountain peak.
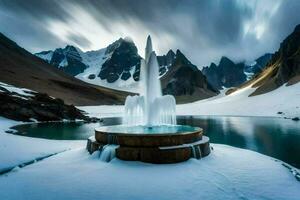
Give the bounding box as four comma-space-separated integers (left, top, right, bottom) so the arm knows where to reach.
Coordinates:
35, 38, 142, 92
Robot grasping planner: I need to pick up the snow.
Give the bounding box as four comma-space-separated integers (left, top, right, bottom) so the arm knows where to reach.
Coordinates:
0, 81, 299, 199
80, 105, 124, 118
0, 117, 84, 173
0, 144, 299, 200
177, 82, 300, 118
79, 82, 300, 118
0, 81, 35, 97
77, 48, 107, 77
35, 51, 53, 63
58, 57, 68, 68
76, 48, 140, 92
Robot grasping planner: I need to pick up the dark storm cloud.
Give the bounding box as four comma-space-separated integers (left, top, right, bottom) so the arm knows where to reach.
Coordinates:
0, 0, 299, 66
0, 0, 71, 21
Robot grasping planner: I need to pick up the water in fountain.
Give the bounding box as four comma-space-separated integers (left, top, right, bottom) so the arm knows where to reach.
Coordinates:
191, 145, 202, 159
99, 144, 119, 162
123, 36, 177, 126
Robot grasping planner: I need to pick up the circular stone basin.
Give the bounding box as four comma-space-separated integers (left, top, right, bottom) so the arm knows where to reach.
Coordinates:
95, 125, 203, 147
87, 124, 210, 164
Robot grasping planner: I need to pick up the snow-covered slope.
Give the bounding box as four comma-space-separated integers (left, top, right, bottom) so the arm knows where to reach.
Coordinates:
35, 51, 53, 63
76, 47, 140, 92
79, 82, 300, 118
177, 82, 300, 117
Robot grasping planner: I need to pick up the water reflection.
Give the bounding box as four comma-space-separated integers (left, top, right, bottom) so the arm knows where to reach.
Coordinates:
178, 116, 300, 168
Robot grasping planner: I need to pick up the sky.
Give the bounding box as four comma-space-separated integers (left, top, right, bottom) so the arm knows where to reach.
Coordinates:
0, 0, 299, 67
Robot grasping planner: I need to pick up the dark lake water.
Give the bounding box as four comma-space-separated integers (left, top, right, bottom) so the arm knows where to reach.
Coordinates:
11, 116, 300, 168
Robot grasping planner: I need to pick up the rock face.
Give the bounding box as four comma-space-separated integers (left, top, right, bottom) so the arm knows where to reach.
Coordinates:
249, 24, 300, 95
0, 84, 89, 122
98, 38, 141, 83
37, 39, 218, 102
0, 32, 130, 106
244, 53, 273, 75
161, 50, 219, 103
36, 45, 88, 76
157, 50, 176, 76
202, 57, 247, 90
36, 38, 141, 84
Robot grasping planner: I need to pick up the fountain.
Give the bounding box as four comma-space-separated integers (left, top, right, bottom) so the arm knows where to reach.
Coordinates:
124, 36, 176, 126
86, 36, 210, 163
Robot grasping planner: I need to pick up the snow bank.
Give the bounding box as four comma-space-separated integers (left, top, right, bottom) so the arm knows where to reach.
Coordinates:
79, 82, 300, 118
177, 82, 300, 117
0, 145, 299, 200
0, 117, 84, 172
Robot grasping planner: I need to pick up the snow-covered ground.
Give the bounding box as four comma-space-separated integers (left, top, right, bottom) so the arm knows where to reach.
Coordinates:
79, 82, 300, 118
0, 117, 84, 173
0, 143, 299, 200
0, 110, 299, 199
0, 81, 299, 199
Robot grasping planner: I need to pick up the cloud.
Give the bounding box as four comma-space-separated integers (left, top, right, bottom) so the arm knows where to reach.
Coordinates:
0, 0, 299, 67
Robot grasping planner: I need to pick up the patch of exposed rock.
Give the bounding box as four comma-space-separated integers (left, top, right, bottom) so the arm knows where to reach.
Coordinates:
0, 85, 91, 122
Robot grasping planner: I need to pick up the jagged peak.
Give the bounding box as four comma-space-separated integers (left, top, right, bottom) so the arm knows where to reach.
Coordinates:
219, 56, 235, 66
124, 36, 134, 43
210, 62, 218, 68
105, 37, 138, 55
166, 49, 175, 56
220, 56, 231, 62
294, 24, 300, 32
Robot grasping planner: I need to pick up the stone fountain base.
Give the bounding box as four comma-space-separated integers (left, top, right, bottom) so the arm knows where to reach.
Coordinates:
86, 126, 211, 164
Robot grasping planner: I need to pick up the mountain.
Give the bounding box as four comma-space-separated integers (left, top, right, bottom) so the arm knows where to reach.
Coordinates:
244, 53, 273, 77
37, 39, 219, 102
161, 50, 219, 103
249, 24, 300, 96
0, 32, 130, 106
227, 24, 300, 96
157, 50, 176, 76
36, 38, 141, 91
36, 45, 88, 76
98, 38, 141, 83
202, 57, 247, 90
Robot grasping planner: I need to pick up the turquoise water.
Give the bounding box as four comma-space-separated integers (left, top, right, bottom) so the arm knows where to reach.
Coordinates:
96, 125, 199, 134
10, 116, 300, 168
